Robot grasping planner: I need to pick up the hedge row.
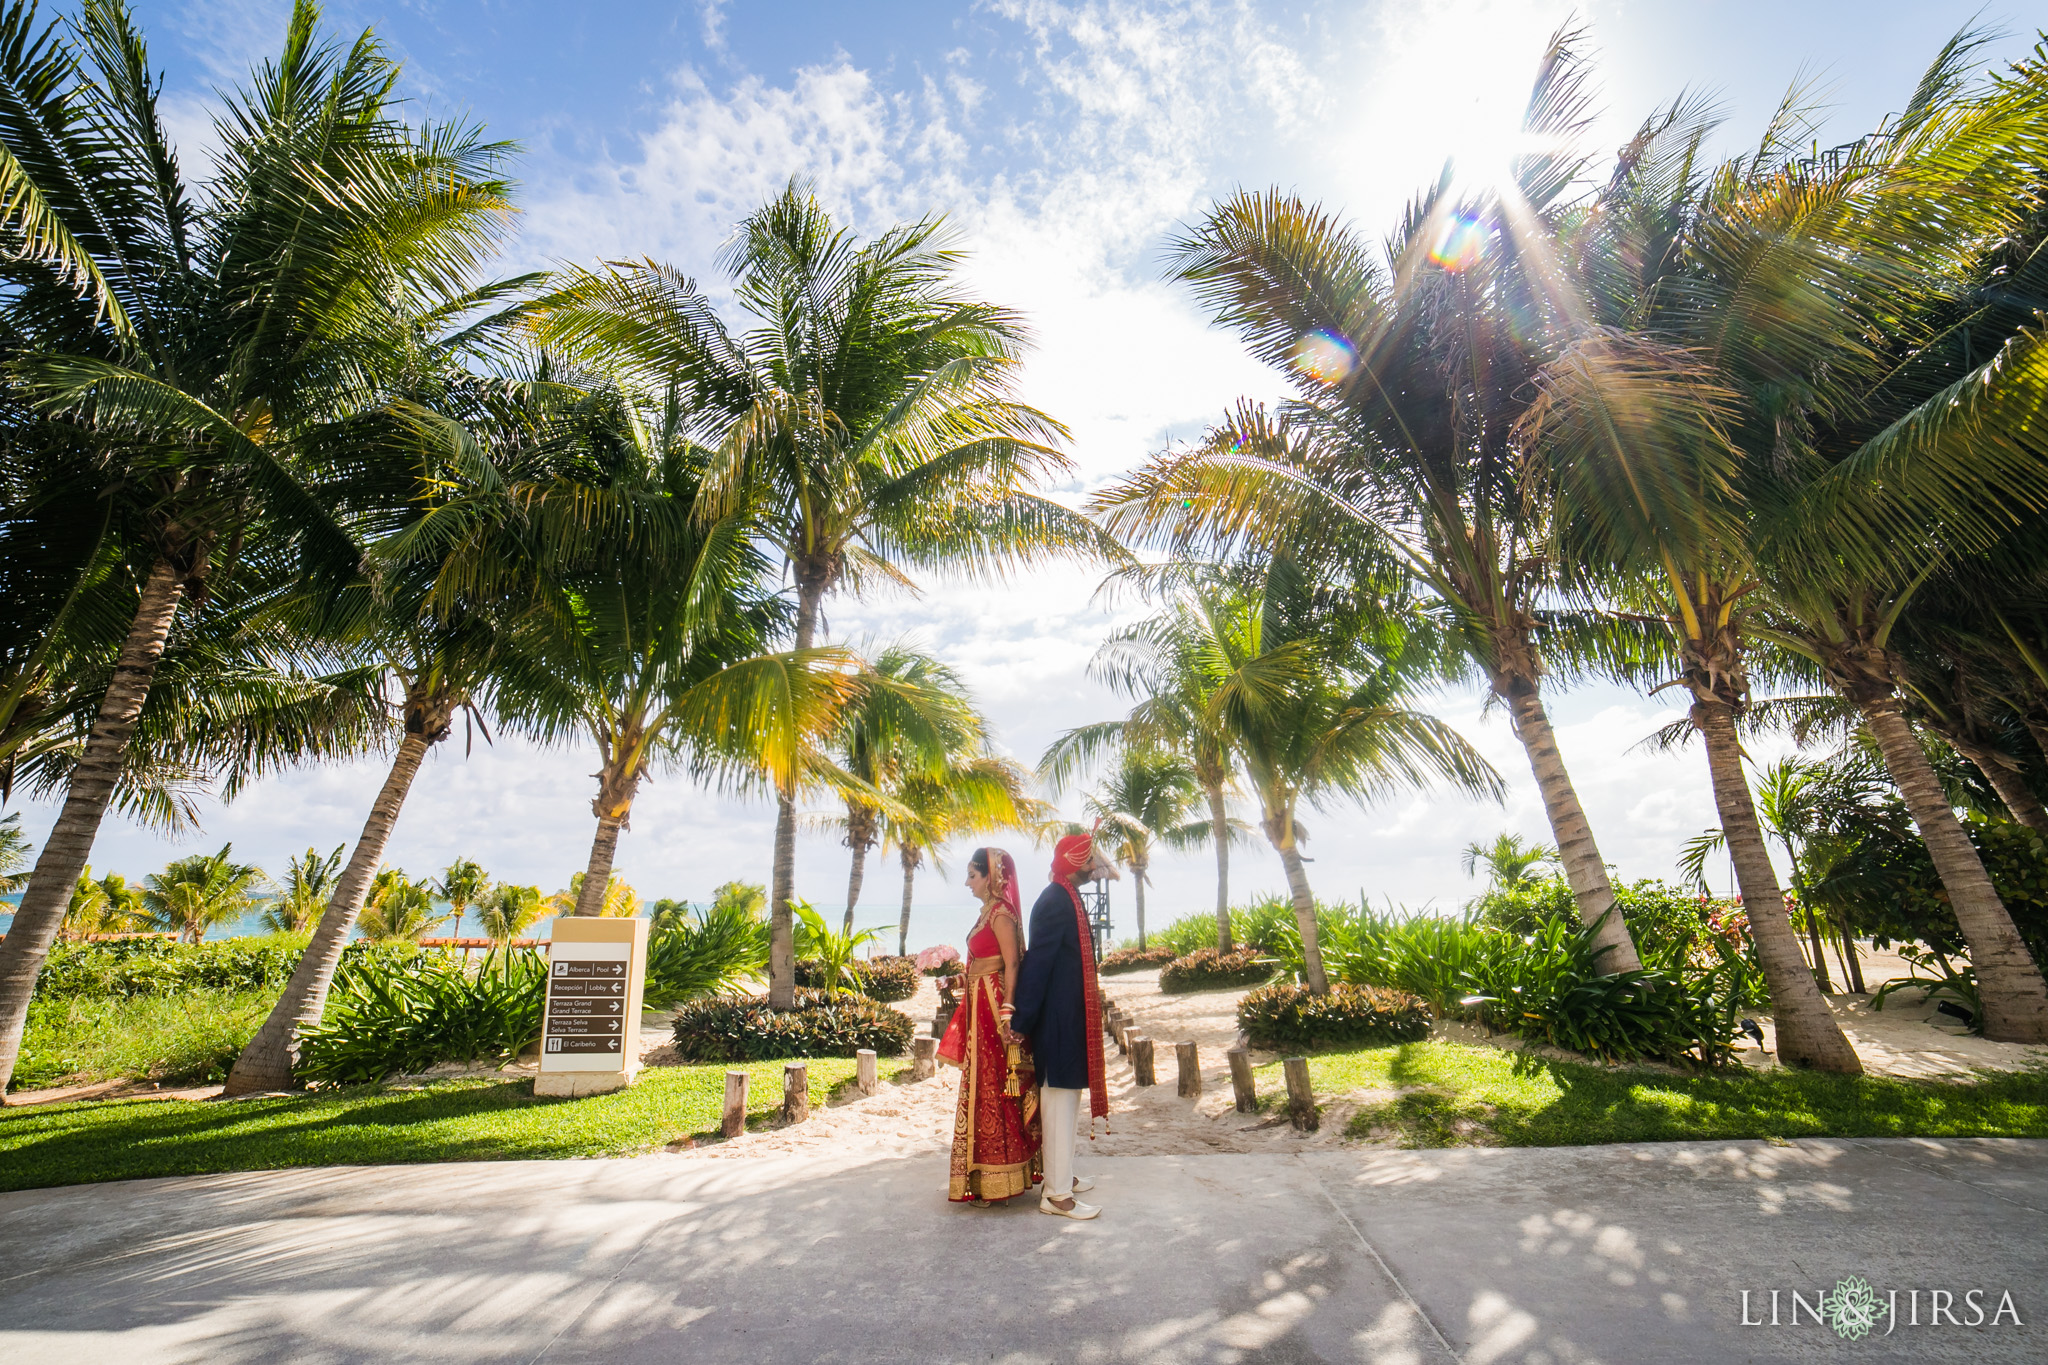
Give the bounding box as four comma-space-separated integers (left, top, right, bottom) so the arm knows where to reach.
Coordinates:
1159, 947, 1275, 994
1237, 982, 1432, 1050
1098, 946, 1177, 975
791, 956, 922, 1003
671, 990, 916, 1062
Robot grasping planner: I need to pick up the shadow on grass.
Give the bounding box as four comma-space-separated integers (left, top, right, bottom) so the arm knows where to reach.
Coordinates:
1346, 1042, 2048, 1148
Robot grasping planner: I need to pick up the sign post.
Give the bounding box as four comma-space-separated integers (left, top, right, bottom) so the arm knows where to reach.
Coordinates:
535, 915, 648, 1097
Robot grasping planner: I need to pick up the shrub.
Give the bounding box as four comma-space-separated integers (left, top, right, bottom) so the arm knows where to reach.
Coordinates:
36, 935, 305, 1000
1159, 947, 1275, 994
1099, 946, 1176, 975
644, 901, 768, 1009
296, 949, 547, 1084
1238, 982, 1431, 1050
791, 956, 920, 1002
1140, 898, 1310, 959
670, 990, 915, 1062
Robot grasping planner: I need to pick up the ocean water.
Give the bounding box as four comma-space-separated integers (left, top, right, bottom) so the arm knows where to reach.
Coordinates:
0, 888, 1127, 955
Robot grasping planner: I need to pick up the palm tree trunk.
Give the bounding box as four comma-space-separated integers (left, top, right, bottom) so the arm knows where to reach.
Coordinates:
1693, 700, 1861, 1071
0, 560, 183, 1098
768, 580, 824, 1008
1801, 899, 1833, 990
1267, 814, 1327, 994
897, 847, 918, 958
223, 731, 434, 1095
842, 807, 875, 936
1857, 693, 2048, 1042
843, 844, 868, 937
1948, 731, 2048, 834
1133, 858, 1148, 950
1207, 783, 1233, 953
1501, 684, 1642, 972
1836, 912, 1867, 994
574, 816, 627, 916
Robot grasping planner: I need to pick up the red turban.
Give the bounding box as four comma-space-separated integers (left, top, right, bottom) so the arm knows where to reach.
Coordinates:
1051, 832, 1095, 881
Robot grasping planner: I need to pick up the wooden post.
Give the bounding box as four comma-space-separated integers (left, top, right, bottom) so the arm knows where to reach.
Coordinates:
722, 1070, 748, 1138
911, 1035, 937, 1081
856, 1049, 878, 1096
1131, 1035, 1156, 1086
782, 1062, 810, 1124
1115, 1018, 1130, 1054
1283, 1056, 1316, 1131
1175, 1041, 1201, 1098
1227, 1047, 1256, 1113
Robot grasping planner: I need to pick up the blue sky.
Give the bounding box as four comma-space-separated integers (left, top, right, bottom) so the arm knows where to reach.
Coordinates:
15, 0, 2038, 949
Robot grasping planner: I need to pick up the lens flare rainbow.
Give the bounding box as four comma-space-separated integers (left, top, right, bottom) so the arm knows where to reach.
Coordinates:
1429, 212, 1486, 272
1291, 330, 1355, 383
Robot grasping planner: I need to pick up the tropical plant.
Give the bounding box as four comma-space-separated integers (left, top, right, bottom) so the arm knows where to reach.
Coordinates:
357, 870, 438, 944
642, 899, 770, 1010
1460, 833, 1558, 891
1043, 590, 1253, 950
139, 847, 265, 943
881, 752, 1046, 957
477, 884, 546, 944
0, 0, 517, 1095
1236, 981, 1431, 1051
61, 867, 146, 939
0, 814, 29, 893
434, 858, 490, 936
1079, 747, 1206, 950
534, 181, 1116, 1006
1099, 946, 1177, 975
547, 872, 640, 920
1096, 33, 1664, 977
791, 900, 879, 1001
1158, 947, 1274, 995
669, 988, 915, 1062
37, 935, 302, 1000
825, 643, 982, 934
295, 948, 548, 1083
262, 846, 346, 935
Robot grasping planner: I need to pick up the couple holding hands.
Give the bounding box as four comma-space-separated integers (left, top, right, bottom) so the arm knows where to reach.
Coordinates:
935, 832, 1118, 1219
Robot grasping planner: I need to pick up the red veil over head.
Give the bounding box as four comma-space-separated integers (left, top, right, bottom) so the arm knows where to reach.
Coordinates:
982, 847, 1022, 921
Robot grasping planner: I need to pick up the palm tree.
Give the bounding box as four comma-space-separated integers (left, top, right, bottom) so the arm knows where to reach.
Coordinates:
1197, 558, 1503, 992
882, 754, 1046, 957
357, 869, 436, 943
1644, 37, 2048, 1043
1096, 33, 1668, 974
0, 814, 28, 893
61, 867, 145, 938
1460, 833, 1557, 890
547, 872, 641, 919
828, 644, 981, 934
478, 884, 545, 944
1043, 585, 1252, 951
535, 182, 1116, 1006
261, 846, 345, 935
140, 847, 265, 943
0, 0, 518, 1095
1082, 749, 1205, 951
434, 858, 490, 936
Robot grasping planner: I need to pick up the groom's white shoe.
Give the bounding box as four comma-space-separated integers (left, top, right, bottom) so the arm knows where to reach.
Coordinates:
1070, 1175, 1094, 1194
1039, 1193, 1100, 1220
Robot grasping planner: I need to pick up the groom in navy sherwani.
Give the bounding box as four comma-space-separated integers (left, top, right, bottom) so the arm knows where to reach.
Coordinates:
1009, 831, 1118, 1220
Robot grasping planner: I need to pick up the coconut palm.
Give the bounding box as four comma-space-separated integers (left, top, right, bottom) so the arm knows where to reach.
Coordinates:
140, 847, 265, 943
1043, 585, 1253, 951
882, 754, 1047, 957
0, 0, 518, 1095
1197, 558, 1503, 993
61, 867, 145, 938
357, 869, 437, 943
261, 846, 346, 935
1460, 833, 1558, 890
1630, 36, 2048, 1043
433, 858, 490, 936
0, 814, 28, 893
1096, 33, 1675, 974
1081, 748, 1205, 951
478, 884, 545, 944
534, 182, 1117, 1006
827, 644, 983, 934
547, 872, 641, 919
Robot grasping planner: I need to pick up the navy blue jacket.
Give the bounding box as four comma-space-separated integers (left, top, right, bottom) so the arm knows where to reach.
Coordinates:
1010, 881, 1091, 1089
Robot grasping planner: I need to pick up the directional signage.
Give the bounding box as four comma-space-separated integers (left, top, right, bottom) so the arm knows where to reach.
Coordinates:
536, 919, 647, 1089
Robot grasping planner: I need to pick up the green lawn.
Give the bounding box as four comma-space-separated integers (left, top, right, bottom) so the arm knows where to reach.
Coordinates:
1254, 1041, 2048, 1147
0, 1056, 908, 1193
13, 988, 273, 1091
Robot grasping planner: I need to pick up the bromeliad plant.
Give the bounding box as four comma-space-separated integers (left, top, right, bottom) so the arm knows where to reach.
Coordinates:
295, 948, 548, 1084
791, 900, 879, 1001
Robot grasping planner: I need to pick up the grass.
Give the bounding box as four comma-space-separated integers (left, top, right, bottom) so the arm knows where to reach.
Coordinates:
12, 988, 275, 1091
0, 1055, 914, 1193
1252, 1041, 2048, 1148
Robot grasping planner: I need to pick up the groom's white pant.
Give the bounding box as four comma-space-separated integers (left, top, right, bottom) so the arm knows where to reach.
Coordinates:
1040, 1085, 1081, 1198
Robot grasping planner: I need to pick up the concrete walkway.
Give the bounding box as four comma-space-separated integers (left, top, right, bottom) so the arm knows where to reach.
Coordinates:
0, 1140, 2041, 1363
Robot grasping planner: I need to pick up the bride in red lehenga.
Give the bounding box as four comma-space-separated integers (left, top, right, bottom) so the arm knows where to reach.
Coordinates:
937, 847, 1041, 1203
